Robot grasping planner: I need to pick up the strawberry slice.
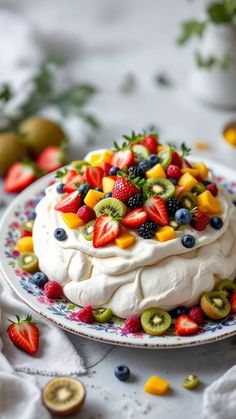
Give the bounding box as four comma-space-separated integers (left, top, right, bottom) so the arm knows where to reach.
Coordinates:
4, 162, 36, 193
63, 173, 84, 193
144, 196, 169, 226
84, 167, 104, 188
141, 135, 158, 154
101, 162, 112, 176
122, 208, 148, 228
8, 314, 39, 355
171, 151, 182, 168
230, 292, 236, 313
175, 314, 199, 336
111, 150, 134, 170
55, 191, 81, 213
93, 215, 121, 248
36, 146, 65, 172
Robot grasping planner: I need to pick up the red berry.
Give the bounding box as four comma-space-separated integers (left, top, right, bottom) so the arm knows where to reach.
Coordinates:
93, 215, 120, 248
111, 149, 134, 171
188, 306, 205, 324
112, 177, 139, 202
102, 162, 112, 176
76, 306, 94, 323
123, 316, 141, 333
8, 315, 39, 355
230, 292, 236, 313
191, 209, 210, 231
122, 208, 148, 228
55, 191, 81, 213
77, 205, 95, 223
206, 183, 218, 197
141, 135, 158, 154
44, 281, 63, 299
166, 164, 182, 180
21, 230, 32, 238
4, 162, 36, 193
171, 151, 182, 167
144, 196, 169, 226
84, 167, 104, 188
175, 314, 199, 336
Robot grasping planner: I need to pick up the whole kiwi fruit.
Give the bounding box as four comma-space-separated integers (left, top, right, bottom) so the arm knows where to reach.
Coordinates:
19, 117, 66, 157
0, 132, 27, 176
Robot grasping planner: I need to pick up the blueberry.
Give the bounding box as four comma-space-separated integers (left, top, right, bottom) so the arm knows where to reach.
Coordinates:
78, 183, 90, 196
147, 154, 159, 166
168, 177, 177, 185
95, 187, 103, 192
109, 166, 120, 176
105, 192, 112, 198
171, 306, 189, 318
54, 228, 67, 241
28, 211, 37, 220
30, 271, 48, 288
56, 183, 65, 194
138, 160, 152, 172
210, 217, 223, 230
182, 234, 195, 248
114, 365, 130, 381
175, 208, 192, 225
202, 180, 211, 186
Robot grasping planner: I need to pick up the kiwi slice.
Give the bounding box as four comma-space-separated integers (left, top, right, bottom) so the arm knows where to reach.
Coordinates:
42, 377, 85, 416
182, 374, 200, 390
18, 252, 38, 273
144, 178, 175, 201
215, 279, 236, 296
158, 146, 173, 169
181, 192, 196, 210
71, 160, 90, 174
192, 182, 206, 195
93, 308, 113, 323
132, 144, 150, 162
200, 291, 230, 320
21, 220, 34, 233
169, 220, 184, 231
82, 220, 95, 241
94, 198, 127, 218
141, 308, 171, 336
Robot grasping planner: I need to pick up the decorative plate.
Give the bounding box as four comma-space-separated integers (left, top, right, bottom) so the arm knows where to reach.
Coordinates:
1, 158, 236, 349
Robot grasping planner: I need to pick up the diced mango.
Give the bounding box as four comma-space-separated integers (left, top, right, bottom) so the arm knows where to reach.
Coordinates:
84, 189, 105, 208
144, 375, 170, 396
157, 145, 167, 152
88, 150, 113, 167
181, 168, 199, 177
155, 226, 176, 242
192, 162, 209, 179
115, 231, 136, 249
62, 213, 84, 229
197, 190, 221, 214
102, 176, 116, 193
146, 163, 166, 179
178, 172, 198, 192
17, 236, 34, 252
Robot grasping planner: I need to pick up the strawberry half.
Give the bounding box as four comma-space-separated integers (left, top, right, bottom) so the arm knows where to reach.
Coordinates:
112, 177, 140, 202
36, 146, 65, 173
4, 162, 36, 193
55, 191, 81, 213
191, 209, 210, 231
175, 314, 199, 336
144, 196, 169, 226
93, 215, 121, 248
63, 173, 84, 193
141, 135, 158, 154
122, 208, 148, 228
111, 149, 134, 170
84, 167, 104, 188
171, 151, 182, 168
230, 292, 236, 313
8, 314, 39, 355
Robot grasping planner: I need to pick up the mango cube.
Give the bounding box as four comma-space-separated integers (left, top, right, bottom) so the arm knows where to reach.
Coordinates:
157, 145, 167, 152
102, 176, 116, 193
192, 162, 209, 179
197, 190, 221, 214
144, 375, 170, 396
62, 213, 84, 229
88, 150, 113, 167
84, 189, 105, 208
155, 226, 176, 242
115, 231, 135, 249
17, 236, 34, 252
146, 163, 166, 179
181, 168, 199, 177
178, 172, 198, 192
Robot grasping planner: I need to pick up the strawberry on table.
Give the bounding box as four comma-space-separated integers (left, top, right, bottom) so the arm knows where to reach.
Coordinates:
175, 314, 199, 336
55, 191, 81, 213
112, 176, 141, 202
93, 215, 121, 247
122, 208, 148, 228
4, 162, 36, 193
84, 167, 104, 188
111, 149, 134, 170
141, 135, 158, 154
144, 196, 169, 226
36, 146, 65, 173
8, 314, 39, 355
230, 292, 236, 313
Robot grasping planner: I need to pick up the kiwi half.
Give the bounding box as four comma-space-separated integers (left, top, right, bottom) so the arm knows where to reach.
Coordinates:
132, 144, 150, 162
182, 374, 200, 390
141, 308, 171, 336
93, 308, 113, 323
82, 220, 95, 241
200, 291, 230, 320
94, 197, 127, 219
192, 182, 206, 195
158, 146, 173, 169
42, 377, 85, 416
181, 192, 196, 210
215, 279, 236, 296
18, 252, 39, 273
144, 178, 175, 201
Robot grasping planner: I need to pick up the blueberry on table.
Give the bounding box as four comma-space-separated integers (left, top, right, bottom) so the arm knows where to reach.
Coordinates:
175, 208, 192, 225
182, 234, 195, 248
56, 183, 65, 194
54, 228, 67, 241
210, 217, 223, 230
114, 365, 130, 381
30, 271, 48, 288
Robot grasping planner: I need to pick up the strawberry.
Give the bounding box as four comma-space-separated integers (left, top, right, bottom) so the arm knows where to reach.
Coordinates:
191, 209, 210, 231
182, 159, 192, 169
171, 151, 182, 167
166, 164, 182, 180
122, 208, 148, 228
76, 306, 94, 323
141, 135, 158, 154
8, 314, 39, 355
188, 306, 205, 324
36, 146, 65, 172
44, 281, 63, 299
77, 205, 96, 223
63, 169, 78, 183
175, 314, 199, 336
144, 196, 169, 226
4, 162, 36, 193
230, 292, 236, 313
93, 215, 121, 248
206, 183, 218, 197
112, 177, 140, 202
111, 149, 134, 170
63, 174, 84, 193
55, 191, 81, 213
101, 162, 112, 176
84, 167, 104, 188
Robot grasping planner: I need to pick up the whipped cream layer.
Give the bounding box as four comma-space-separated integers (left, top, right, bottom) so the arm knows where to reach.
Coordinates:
33, 178, 236, 318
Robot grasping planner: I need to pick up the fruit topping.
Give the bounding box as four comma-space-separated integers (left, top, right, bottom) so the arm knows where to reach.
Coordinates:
122, 208, 148, 228
190, 209, 210, 231
112, 176, 141, 202
178, 172, 198, 192
94, 197, 127, 219
115, 230, 136, 248
132, 144, 150, 162
55, 191, 81, 213
78, 183, 90, 197
175, 208, 192, 225
166, 197, 181, 216
102, 176, 116, 193
170, 306, 189, 318
197, 190, 221, 214
158, 146, 173, 169
93, 308, 113, 323
84, 189, 105, 208
144, 196, 169, 226
62, 213, 84, 229
93, 215, 121, 248
44, 281, 63, 299
200, 291, 230, 320
144, 375, 170, 396
127, 193, 145, 209
175, 314, 199, 336
138, 221, 158, 239
54, 228, 67, 241
84, 166, 104, 188
210, 216, 223, 230
182, 374, 200, 390
166, 164, 182, 180
82, 220, 95, 241
56, 183, 65, 194
144, 178, 175, 201
206, 183, 218, 196
155, 226, 176, 242
180, 192, 196, 210
114, 365, 130, 381
192, 182, 206, 195
128, 166, 145, 179
8, 314, 39, 355
181, 234, 195, 248
146, 163, 166, 179
111, 149, 134, 170
77, 205, 96, 224
141, 134, 158, 154
141, 308, 171, 336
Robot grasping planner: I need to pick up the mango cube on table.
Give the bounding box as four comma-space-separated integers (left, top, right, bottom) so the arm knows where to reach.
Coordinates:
62, 213, 84, 229
144, 375, 170, 396
17, 236, 34, 252
84, 189, 105, 208
197, 190, 221, 214
178, 172, 198, 192
155, 226, 176, 242
192, 162, 209, 179
115, 231, 136, 249
146, 163, 166, 179
88, 150, 113, 167
102, 176, 116, 193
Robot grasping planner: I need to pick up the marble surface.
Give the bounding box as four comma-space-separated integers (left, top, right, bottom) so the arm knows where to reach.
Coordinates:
1, 1, 236, 418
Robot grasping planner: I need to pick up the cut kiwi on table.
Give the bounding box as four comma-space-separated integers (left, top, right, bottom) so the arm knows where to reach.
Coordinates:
93, 308, 113, 323
21, 220, 34, 233
132, 144, 150, 162
214, 279, 236, 296
200, 291, 230, 320
144, 178, 175, 201
18, 252, 39, 273
180, 192, 196, 210
182, 374, 200, 390
94, 197, 127, 218
141, 308, 171, 336
82, 220, 95, 241
71, 160, 90, 174
158, 146, 173, 169
42, 377, 86, 416
192, 182, 206, 195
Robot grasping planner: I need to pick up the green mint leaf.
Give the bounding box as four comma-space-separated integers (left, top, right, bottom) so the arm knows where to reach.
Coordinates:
180, 142, 191, 158
177, 20, 206, 45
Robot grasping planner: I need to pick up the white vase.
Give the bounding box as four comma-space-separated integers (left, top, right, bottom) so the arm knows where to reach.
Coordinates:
190, 24, 236, 108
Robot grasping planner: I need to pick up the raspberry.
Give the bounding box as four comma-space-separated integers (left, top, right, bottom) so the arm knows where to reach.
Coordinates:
77, 205, 96, 223
76, 306, 94, 323
191, 209, 210, 231
206, 183, 218, 197
44, 281, 63, 299
123, 316, 141, 333
188, 306, 205, 324
166, 164, 182, 180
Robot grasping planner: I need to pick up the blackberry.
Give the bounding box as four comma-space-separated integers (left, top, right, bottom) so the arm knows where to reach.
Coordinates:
128, 166, 145, 179
167, 197, 180, 216
127, 193, 144, 209
138, 221, 158, 239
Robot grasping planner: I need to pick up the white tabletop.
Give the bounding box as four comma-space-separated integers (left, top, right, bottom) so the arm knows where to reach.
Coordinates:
1, 1, 236, 418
